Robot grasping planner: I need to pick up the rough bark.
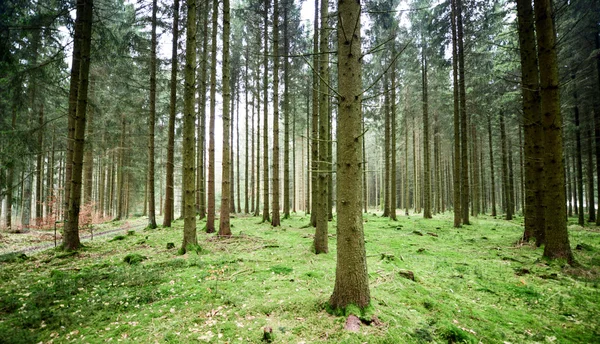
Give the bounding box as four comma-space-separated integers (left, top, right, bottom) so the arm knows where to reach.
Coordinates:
487, 117, 497, 217
310, 0, 319, 227
422, 42, 431, 219
36, 104, 44, 226
147, 0, 158, 229
314, 0, 328, 253
63, 0, 92, 251
283, 0, 291, 218
262, 0, 270, 223
500, 112, 512, 220
573, 74, 585, 227
457, 0, 469, 225
390, 62, 397, 220
196, 0, 209, 220
586, 127, 595, 222
329, 0, 370, 311
534, 0, 574, 263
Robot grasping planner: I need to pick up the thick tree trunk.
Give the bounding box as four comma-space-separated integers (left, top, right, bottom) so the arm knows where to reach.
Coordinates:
83, 78, 94, 206
6, 111, 17, 230
181, 0, 198, 250
245, 43, 250, 214
383, 74, 390, 217
534, 0, 574, 263
329, 0, 370, 310
586, 127, 595, 222
283, 1, 291, 218
63, 0, 92, 250
116, 116, 126, 220
36, 105, 44, 227
507, 133, 515, 218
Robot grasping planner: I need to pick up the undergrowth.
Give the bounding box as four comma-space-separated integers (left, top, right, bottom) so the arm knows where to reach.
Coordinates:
0, 213, 598, 343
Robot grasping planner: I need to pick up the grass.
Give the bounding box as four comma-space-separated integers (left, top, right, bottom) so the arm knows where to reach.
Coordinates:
0, 212, 599, 343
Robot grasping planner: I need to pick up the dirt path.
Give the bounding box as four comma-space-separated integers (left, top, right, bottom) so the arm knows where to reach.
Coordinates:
0, 219, 147, 256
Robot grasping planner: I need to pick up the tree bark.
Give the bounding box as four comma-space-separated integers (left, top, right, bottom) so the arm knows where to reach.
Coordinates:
146, 0, 158, 229
487, 117, 497, 217
390, 61, 398, 220
457, 0, 469, 225
573, 74, 585, 227
207, 0, 218, 232
283, 0, 291, 218
500, 112, 512, 220
163, 0, 179, 228
310, 0, 319, 227
197, 0, 209, 220
271, 0, 281, 227
329, 0, 370, 310
262, 0, 270, 223
63, 0, 93, 250
451, 0, 461, 227
422, 40, 431, 219
534, 0, 574, 263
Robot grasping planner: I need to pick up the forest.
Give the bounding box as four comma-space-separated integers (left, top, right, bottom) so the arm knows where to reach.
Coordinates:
0, 0, 599, 342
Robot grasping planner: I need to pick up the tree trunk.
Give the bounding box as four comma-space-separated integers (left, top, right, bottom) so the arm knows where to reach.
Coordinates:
197, 0, 209, 220
487, 116, 497, 217
586, 127, 595, 222
314, 0, 328, 253
63, 0, 93, 250
6, 110, 17, 230
573, 74, 585, 227
422, 41, 431, 219
500, 112, 512, 220
383, 74, 390, 217
207, 0, 218, 232
245, 43, 250, 214
507, 133, 515, 218
534, 0, 574, 263
116, 116, 126, 220
457, 0, 469, 225
451, 0, 461, 227
163, 0, 179, 228
283, 1, 291, 218
146, 0, 158, 228
271, 0, 281, 227
390, 61, 398, 220
83, 78, 94, 206
180, 0, 198, 250
329, 0, 370, 310
310, 0, 319, 227
262, 0, 270, 223
36, 105, 44, 226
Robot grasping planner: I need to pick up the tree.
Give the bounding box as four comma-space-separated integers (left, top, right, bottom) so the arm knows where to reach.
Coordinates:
181, 0, 198, 251
219, 0, 232, 237
451, 0, 461, 228
207, 0, 218, 233
63, 0, 93, 251
163, 0, 180, 228
456, 0, 469, 225
271, 0, 281, 227
147, 0, 158, 230
196, 0, 210, 220
534, 0, 574, 263
329, 0, 370, 311
262, 0, 270, 223
422, 33, 432, 219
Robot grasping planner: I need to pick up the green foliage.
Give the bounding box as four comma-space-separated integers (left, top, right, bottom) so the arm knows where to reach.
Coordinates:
270, 265, 293, 275
109, 235, 127, 242
123, 253, 147, 265
0, 252, 28, 263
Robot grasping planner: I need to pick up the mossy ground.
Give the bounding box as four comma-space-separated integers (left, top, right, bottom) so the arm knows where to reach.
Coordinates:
0, 212, 599, 343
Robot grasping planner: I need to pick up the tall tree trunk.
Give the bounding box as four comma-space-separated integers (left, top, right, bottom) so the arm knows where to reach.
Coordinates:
207, 0, 218, 232
197, 0, 209, 220
534, 0, 574, 263
422, 41, 431, 219
595, 20, 600, 225
147, 0, 158, 229
451, 0, 461, 227
283, 0, 291, 219
245, 43, 250, 214
271, 0, 281, 227
329, 0, 370, 310
457, 0, 469, 225
163, 0, 180, 227
116, 116, 126, 220
262, 0, 270, 223
181, 0, 198, 250
63, 0, 93, 250
507, 133, 515, 218
254, 37, 261, 217
390, 61, 398, 220
314, 0, 328, 252
310, 0, 319, 227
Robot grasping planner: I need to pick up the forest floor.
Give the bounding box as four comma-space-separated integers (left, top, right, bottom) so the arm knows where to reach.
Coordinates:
0, 212, 599, 343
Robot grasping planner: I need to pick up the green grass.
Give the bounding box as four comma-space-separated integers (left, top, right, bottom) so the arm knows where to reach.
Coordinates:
0, 212, 599, 343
